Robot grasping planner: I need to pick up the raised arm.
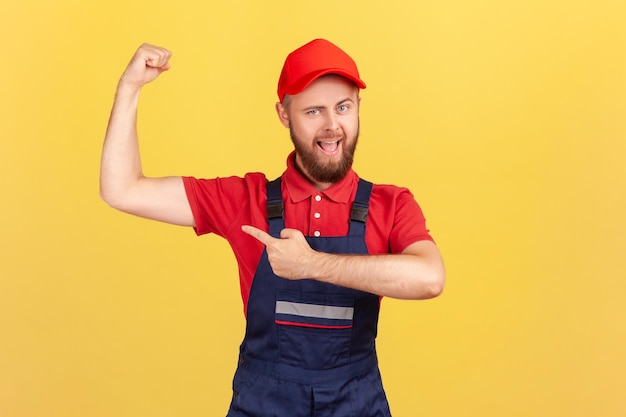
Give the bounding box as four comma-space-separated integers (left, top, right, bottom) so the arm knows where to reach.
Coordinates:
100, 43, 194, 227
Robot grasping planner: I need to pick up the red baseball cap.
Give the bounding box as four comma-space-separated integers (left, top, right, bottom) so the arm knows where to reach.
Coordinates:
277, 39, 366, 102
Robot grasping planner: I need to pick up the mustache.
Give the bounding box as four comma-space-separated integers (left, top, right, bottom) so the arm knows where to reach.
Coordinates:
314, 133, 344, 141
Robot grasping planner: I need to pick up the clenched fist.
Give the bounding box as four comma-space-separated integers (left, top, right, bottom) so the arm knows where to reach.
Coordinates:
120, 43, 172, 88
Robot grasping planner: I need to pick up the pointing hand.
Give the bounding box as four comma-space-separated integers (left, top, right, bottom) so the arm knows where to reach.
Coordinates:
241, 225, 317, 280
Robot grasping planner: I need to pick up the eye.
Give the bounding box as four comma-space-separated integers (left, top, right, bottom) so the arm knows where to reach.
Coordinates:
337, 104, 349, 113
307, 109, 320, 116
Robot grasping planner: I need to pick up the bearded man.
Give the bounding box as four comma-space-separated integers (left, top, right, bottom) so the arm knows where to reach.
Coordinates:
100, 38, 445, 417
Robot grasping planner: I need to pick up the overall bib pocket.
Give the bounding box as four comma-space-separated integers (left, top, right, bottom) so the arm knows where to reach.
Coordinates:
275, 290, 355, 369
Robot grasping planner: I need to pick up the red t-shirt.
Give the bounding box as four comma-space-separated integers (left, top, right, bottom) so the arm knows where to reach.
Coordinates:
183, 152, 433, 315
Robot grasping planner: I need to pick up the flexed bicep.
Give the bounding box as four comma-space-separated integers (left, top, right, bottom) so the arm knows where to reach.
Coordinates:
101, 44, 194, 228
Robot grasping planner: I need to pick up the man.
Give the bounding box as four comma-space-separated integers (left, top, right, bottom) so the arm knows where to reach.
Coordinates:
101, 39, 445, 416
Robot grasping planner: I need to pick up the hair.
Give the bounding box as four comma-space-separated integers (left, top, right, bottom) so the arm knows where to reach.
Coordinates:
281, 94, 293, 111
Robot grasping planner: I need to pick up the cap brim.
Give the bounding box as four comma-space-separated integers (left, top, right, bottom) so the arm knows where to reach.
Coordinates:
283, 69, 367, 98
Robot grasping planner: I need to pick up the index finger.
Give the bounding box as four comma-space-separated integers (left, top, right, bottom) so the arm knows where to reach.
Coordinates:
241, 225, 275, 246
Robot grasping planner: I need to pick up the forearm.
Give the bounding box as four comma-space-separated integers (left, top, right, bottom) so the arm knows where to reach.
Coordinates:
100, 81, 144, 208
308, 243, 445, 300
242, 226, 446, 300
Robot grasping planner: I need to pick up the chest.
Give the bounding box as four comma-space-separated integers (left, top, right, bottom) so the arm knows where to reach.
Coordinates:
283, 193, 352, 238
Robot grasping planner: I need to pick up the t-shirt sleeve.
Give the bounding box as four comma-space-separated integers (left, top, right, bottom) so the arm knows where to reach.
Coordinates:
367, 184, 434, 255
388, 188, 434, 254
182, 174, 266, 237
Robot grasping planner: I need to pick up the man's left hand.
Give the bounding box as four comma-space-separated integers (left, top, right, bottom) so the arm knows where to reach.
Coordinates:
241, 225, 316, 280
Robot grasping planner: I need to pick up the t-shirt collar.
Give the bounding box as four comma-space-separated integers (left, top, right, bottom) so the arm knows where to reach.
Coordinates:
282, 151, 357, 204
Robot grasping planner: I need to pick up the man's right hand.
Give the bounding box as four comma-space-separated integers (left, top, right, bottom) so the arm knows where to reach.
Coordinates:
120, 43, 172, 88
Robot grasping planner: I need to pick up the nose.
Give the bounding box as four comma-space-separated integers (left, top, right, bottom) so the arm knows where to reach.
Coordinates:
322, 111, 340, 133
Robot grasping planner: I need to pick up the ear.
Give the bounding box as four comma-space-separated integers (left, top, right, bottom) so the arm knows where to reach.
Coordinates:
275, 102, 290, 128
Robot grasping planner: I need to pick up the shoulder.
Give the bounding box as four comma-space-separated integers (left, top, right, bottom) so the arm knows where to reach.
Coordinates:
366, 180, 433, 252
184, 172, 269, 194
369, 182, 420, 208
370, 182, 412, 196
367, 182, 428, 227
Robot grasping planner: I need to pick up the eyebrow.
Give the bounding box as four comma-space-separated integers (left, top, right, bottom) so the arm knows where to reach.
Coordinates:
302, 97, 355, 111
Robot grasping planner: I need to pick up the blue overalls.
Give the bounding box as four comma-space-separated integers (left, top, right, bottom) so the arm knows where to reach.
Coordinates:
227, 178, 392, 417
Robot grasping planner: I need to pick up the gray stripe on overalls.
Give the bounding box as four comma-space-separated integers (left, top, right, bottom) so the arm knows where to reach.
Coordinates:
275, 301, 354, 320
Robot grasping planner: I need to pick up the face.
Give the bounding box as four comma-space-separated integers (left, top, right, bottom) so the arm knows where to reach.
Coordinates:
276, 75, 361, 188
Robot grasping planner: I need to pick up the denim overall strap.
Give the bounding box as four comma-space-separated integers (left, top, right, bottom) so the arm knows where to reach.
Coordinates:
349, 179, 373, 237
266, 177, 284, 237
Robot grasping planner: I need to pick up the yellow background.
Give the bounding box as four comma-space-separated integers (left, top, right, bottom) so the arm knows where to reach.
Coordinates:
1, 0, 625, 416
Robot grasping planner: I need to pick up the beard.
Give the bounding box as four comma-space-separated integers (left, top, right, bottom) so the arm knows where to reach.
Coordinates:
289, 123, 359, 184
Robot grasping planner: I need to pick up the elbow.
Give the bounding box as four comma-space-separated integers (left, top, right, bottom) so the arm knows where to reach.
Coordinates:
99, 185, 113, 207
408, 269, 445, 300
100, 183, 120, 209
99, 181, 132, 212
423, 274, 445, 299
399, 241, 445, 300
427, 263, 446, 298
416, 252, 446, 300
99, 173, 145, 213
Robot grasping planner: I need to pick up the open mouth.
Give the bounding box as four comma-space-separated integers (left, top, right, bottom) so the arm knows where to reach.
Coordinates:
317, 140, 341, 153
